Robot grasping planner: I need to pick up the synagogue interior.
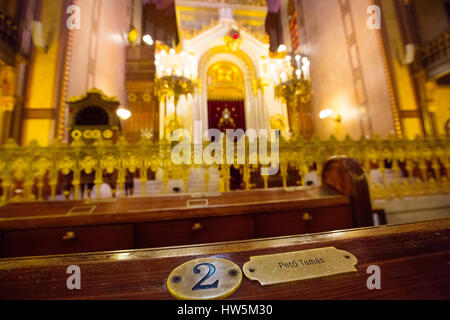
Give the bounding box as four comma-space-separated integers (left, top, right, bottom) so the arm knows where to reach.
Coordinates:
0, 0, 449, 300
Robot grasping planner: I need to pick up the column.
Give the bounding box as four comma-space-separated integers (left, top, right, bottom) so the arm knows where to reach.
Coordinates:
0, 65, 17, 143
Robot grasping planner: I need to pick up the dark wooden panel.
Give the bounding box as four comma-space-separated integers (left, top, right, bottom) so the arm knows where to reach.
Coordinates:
255, 206, 353, 238
0, 220, 448, 300
255, 210, 308, 238
136, 215, 255, 248
2, 224, 135, 258
0, 188, 349, 231
0, 188, 336, 219
322, 157, 373, 227
303, 206, 354, 233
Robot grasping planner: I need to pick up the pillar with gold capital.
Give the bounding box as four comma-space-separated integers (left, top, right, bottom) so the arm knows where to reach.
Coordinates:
257, 77, 271, 131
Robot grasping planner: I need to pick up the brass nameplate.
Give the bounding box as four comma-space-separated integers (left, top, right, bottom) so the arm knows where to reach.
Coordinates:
243, 247, 358, 286
186, 199, 209, 207
66, 205, 96, 215
167, 257, 242, 300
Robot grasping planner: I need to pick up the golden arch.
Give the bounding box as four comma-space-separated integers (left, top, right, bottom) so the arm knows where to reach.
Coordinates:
207, 61, 245, 101
198, 45, 258, 86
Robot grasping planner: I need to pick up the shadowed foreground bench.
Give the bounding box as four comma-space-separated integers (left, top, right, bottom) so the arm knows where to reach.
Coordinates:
0, 219, 448, 300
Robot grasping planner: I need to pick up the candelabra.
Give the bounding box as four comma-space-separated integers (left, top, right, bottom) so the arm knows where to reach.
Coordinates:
272, 54, 312, 137
154, 48, 198, 137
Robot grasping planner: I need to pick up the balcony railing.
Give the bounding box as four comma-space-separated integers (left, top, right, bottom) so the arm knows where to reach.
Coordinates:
0, 9, 18, 51
0, 135, 449, 204
419, 31, 450, 76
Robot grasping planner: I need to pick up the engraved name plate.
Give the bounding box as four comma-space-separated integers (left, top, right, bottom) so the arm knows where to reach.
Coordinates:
243, 247, 358, 286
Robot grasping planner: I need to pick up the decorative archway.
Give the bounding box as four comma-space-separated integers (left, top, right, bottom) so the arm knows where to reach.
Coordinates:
207, 61, 246, 132
197, 46, 262, 131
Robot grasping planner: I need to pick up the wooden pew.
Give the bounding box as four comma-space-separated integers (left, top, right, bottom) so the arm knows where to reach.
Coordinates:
0, 219, 448, 300
0, 157, 374, 258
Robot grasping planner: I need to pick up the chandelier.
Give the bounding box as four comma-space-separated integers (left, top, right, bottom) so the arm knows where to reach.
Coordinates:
154, 48, 198, 133
272, 54, 312, 136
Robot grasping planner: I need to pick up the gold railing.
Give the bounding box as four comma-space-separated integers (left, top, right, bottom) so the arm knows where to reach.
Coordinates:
0, 135, 449, 204
180, 0, 266, 7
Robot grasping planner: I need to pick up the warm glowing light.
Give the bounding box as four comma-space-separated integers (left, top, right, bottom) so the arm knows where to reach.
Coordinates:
295, 55, 301, 61
295, 69, 301, 78
117, 108, 131, 120
277, 44, 287, 52
170, 48, 176, 55
115, 253, 131, 261
319, 109, 333, 119
128, 28, 138, 44
143, 34, 153, 46
270, 64, 276, 74
285, 55, 291, 62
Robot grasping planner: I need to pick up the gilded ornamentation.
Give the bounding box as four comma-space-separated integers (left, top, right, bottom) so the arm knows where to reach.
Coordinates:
270, 114, 287, 134
71, 130, 82, 139
180, 0, 266, 6
235, 22, 269, 45
218, 108, 236, 131
207, 61, 245, 101
68, 89, 122, 144
274, 78, 311, 105
68, 88, 119, 103
180, 19, 220, 40
0, 65, 17, 112
101, 156, 118, 174
80, 156, 97, 174
103, 129, 113, 139
275, 78, 312, 135
128, 93, 138, 102
59, 156, 75, 175
0, 135, 448, 203
32, 158, 52, 177
142, 93, 152, 102
155, 76, 196, 107
164, 113, 184, 137
257, 77, 271, 94
198, 46, 258, 87
224, 30, 243, 52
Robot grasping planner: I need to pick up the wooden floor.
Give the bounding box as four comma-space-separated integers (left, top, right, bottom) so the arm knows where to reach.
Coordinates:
0, 219, 449, 300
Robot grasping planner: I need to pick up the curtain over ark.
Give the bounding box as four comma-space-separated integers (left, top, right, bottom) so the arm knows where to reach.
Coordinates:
207, 100, 246, 133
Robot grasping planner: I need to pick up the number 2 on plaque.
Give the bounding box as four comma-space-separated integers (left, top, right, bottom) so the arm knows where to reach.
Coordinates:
192, 263, 219, 291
